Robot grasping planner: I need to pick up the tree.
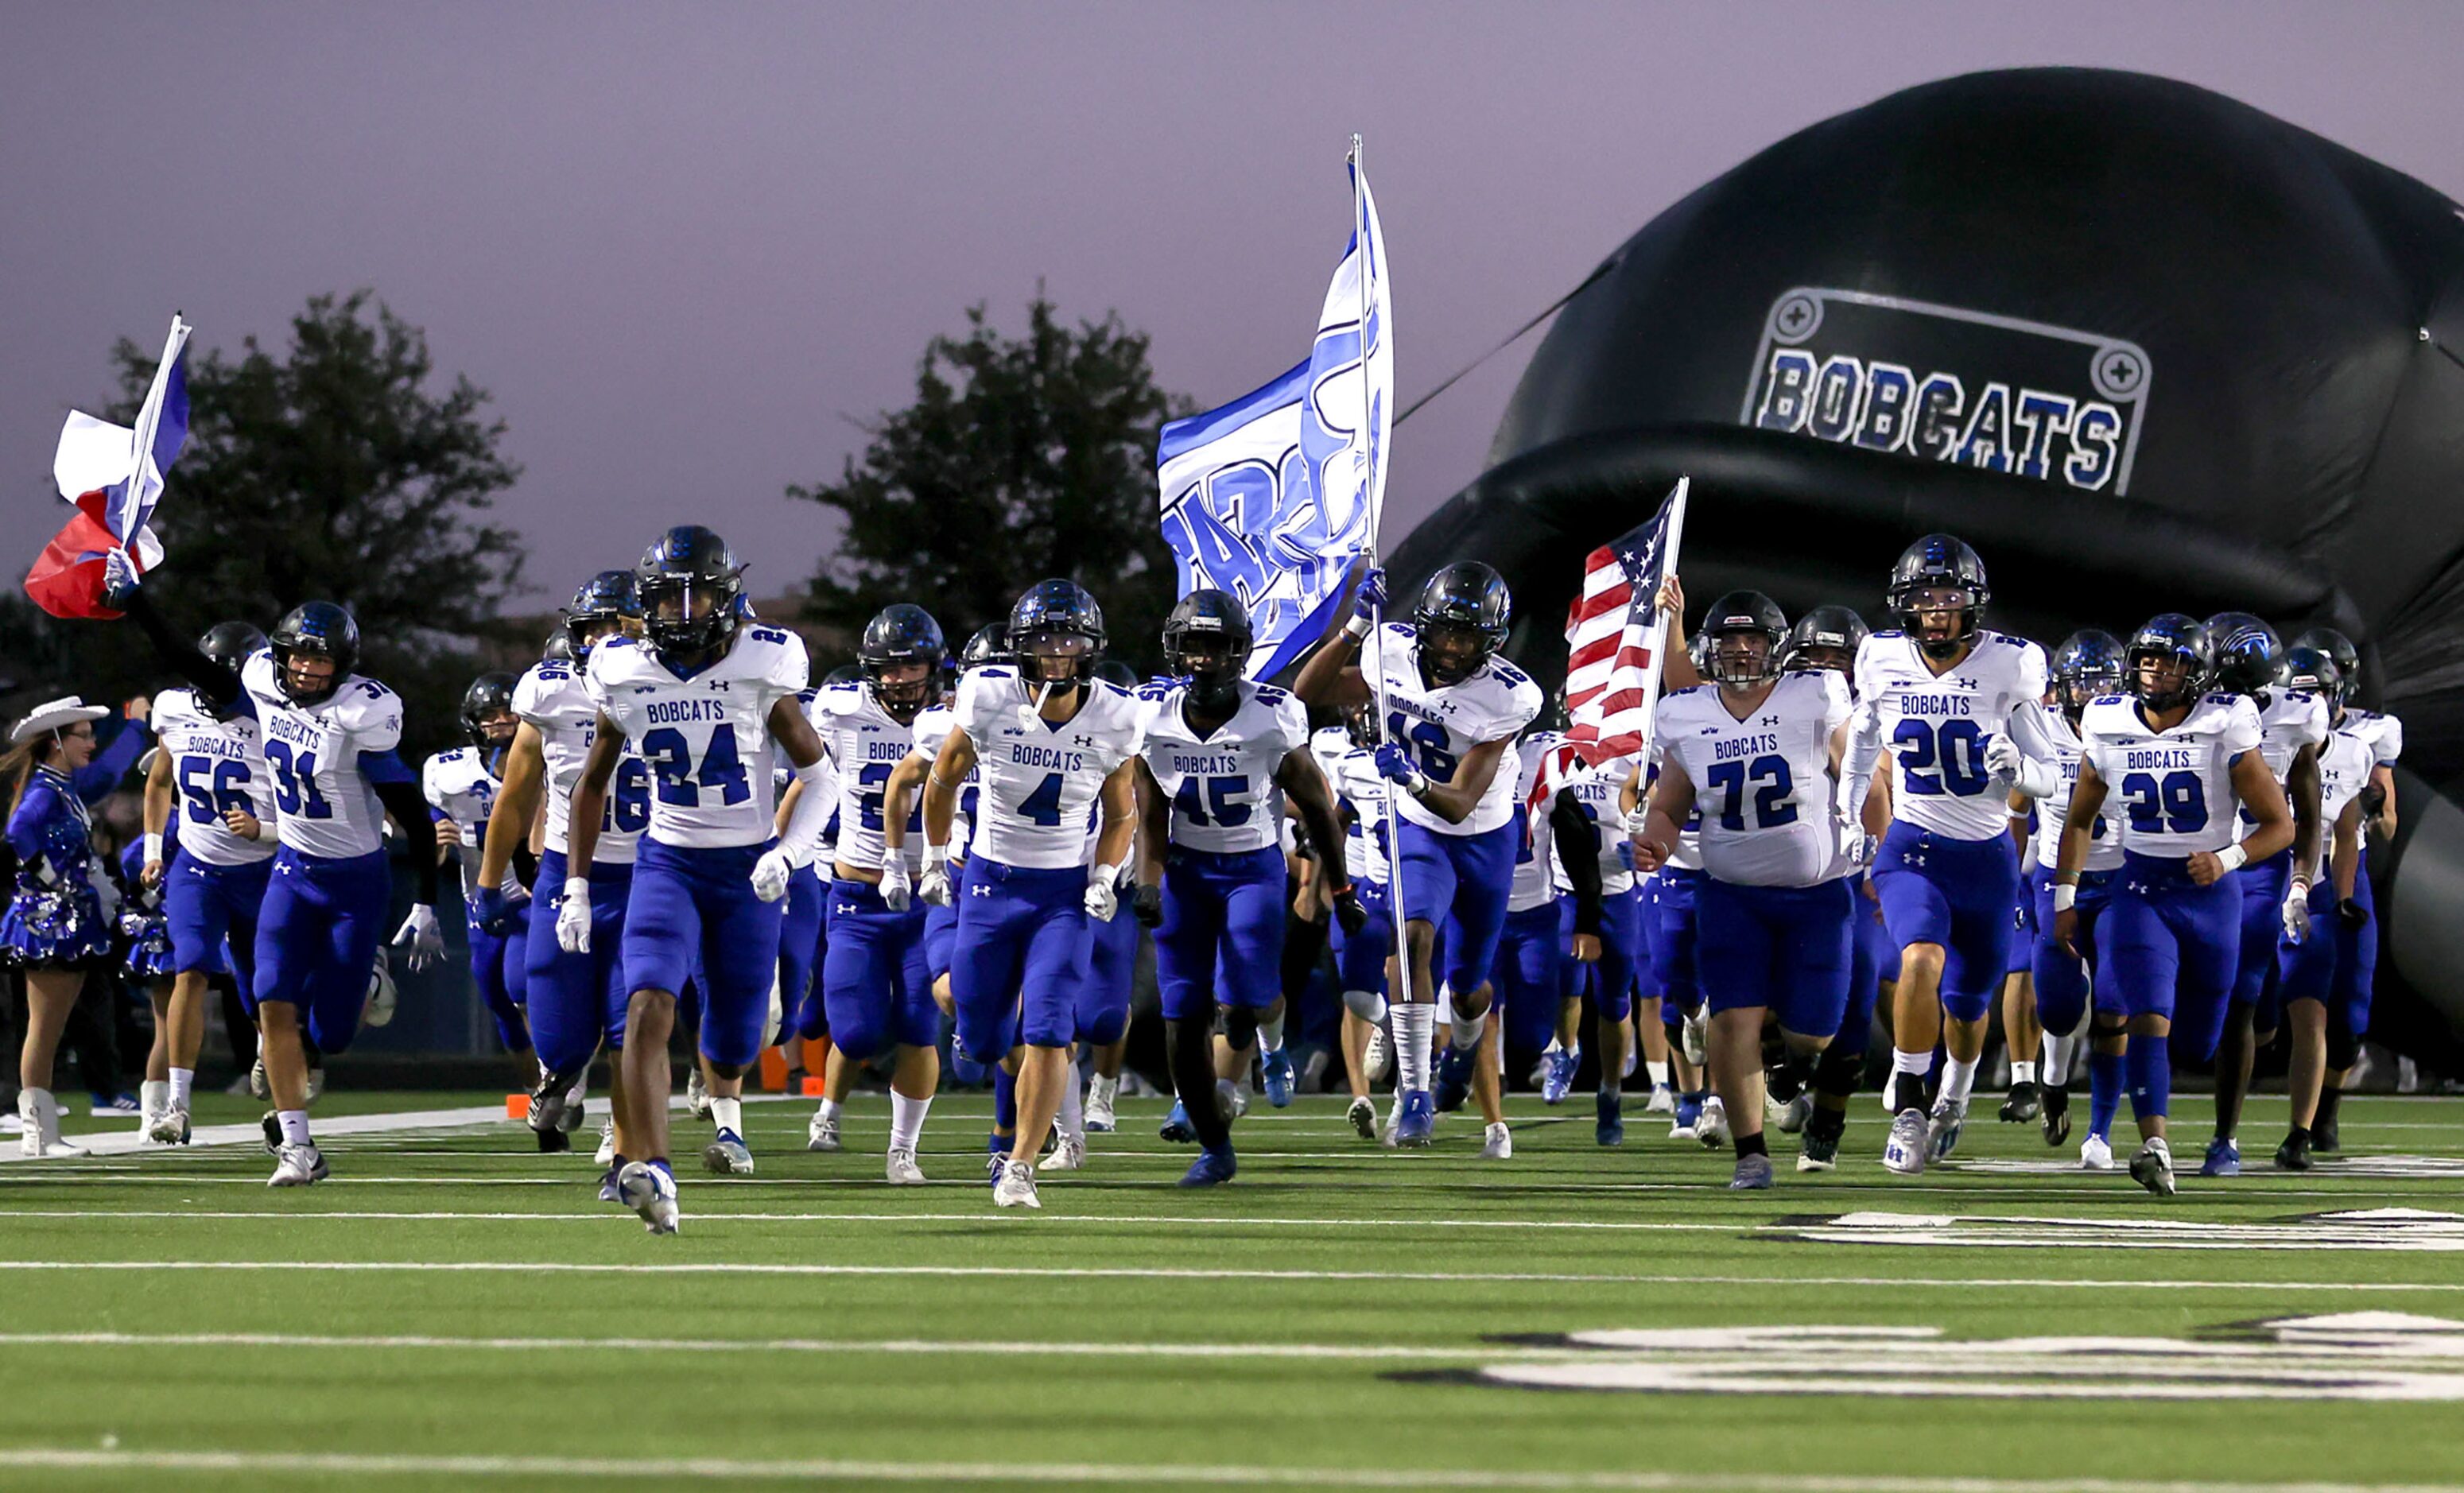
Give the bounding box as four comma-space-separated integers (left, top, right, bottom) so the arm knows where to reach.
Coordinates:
4, 291, 526, 762
790, 294, 1192, 670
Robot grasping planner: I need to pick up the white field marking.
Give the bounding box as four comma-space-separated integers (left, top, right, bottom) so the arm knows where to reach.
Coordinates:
0, 1329, 1604, 1360
38, 1094, 799, 1157
1767, 1208, 2464, 1251
0, 1208, 1748, 1231
0, 1449, 2454, 1493
6, 1260, 2464, 1292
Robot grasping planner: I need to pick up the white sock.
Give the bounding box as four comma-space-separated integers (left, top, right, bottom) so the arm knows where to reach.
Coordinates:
1089, 1072, 1117, 1101
141, 1079, 169, 1115
711, 1096, 743, 1136
1396, 1003, 1437, 1092
1941, 1055, 1979, 1106
1542, 1037, 1562, 1057
1233, 1077, 1254, 1103
815, 1097, 843, 1123
1646, 1060, 1670, 1090
1342, 987, 1387, 1024
1449, 1004, 1487, 1051
1057, 1073, 1085, 1139
2041, 1031, 2073, 1085
1892, 1048, 1932, 1077
890, 1091, 930, 1151
1216, 1077, 1240, 1116
277, 1109, 312, 1148
2010, 1059, 2037, 1086
169, 1068, 194, 1108
565, 1072, 589, 1108
1257, 1012, 1286, 1052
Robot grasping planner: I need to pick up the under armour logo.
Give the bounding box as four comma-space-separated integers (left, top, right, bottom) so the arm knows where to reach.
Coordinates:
969, 883, 992, 897
835, 902, 858, 915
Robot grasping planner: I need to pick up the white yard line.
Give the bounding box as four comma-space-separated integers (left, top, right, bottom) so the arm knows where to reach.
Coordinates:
0, 1208, 1748, 1231
0, 1329, 1592, 1360
0, 1448, 2451, 1493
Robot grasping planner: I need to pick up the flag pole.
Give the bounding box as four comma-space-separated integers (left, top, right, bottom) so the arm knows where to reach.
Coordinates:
1632, 477, 1691, 764
119, 313, 191, 563
1352, 133, 1414, 1016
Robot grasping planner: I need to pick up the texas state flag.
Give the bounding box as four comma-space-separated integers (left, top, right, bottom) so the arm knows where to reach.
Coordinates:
26, 316, 191, 619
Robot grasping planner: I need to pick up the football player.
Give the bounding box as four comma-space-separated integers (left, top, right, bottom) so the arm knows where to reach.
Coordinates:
807, 604, 945, 1184
1489, 722, 1576, 1156
563, 526, 828, 1232
2022, 630, 2128, 1165
1046, 657, 1149, 1169
1295, 563, 1542, 1152
110, 562, 449, 1186
918, 580, 1144, 1209
138, 622, 277, 1146
1837, 535, 2058, 1175
1313, 701, 1397, 1140
885, 626, 998, 1100
2054, 615, 2292, 1196
2202, 615, 2323, 1177
1637, 591, 1855, 1189
2269, 646, 2373, 1170
426, 673, 533, 1061
1543, 743, 1642, 1146
1131, 590, 1359, 1185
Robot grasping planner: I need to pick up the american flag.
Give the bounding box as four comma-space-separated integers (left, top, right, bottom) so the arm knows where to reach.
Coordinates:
1562, 479, 1689, 762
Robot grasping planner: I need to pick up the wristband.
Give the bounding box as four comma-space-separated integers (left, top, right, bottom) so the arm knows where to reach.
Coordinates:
143, 832, 164, 864
925, 843, 949, 867
1343, 615, 1373, 640
2289, 874, 2311, 895
2215, 843, 2249, 874
2051, 883, 2077, 913
564, 874, 591, 904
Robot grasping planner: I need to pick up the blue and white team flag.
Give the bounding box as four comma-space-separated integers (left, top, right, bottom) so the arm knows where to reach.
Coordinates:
1157, 146, 1391, 680
27, 315, 191, 619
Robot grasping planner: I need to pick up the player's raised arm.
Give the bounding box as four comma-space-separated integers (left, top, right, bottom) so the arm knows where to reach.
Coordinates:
1292, 568, 1383, 710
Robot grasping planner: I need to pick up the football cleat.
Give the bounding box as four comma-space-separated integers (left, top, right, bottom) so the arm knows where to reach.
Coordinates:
885, 1148, 927, 1185
597, 1165, 624, 1204
1040, 1130, 1085, 1173
1431, 1041, 1477, 1114
686, 1068, 712, 1123
529, 1084, 572, 1154
1260, 1047, 1295, 1108
1158, 1099, 1196, 1144
1362, 1026, 1391, 1084
1482, 1121, 1513, 1160
1394, 1088, 1435, 1148
1595, 1089, 1625, 1147
594, 1120, 617, 1166
1178, 1146, 1238, 1187
701, 1129, 754, 1176
1347, 1095, 1379, 1141
1680, 1006, 1708, 1067
1999, 1080, 2041, 1123
1730, 1152, 1775, 1190
2043, 1104, 2073, 1149
993, 1158, 1042, 1208
1883, 1108, 1928, 1175
1775, 1093, 1813, 1135
618, 1161, 680, 1234
2200, 1136, 2241, 1177
268, 1142, 328, 1187
260, 1111, 281, 1155
1643, 1084, 1676, 1115
2312, 1114, 2341, 1154
1217, 1080, 1248, 1121
806, 1111, 843, 1153
146, 1106, 192, 1146
1084, 1076, 1118, 1133
1694, 1096, 1730, 1152
2080, 1133, 2116, 1170
1668, 1092, 1702, 1142
1926, 1097, 1968, 1162
2131, 1136, 2178, 1196
1797, 1130, 1839, 1173
2274, 1131, 2313, 1172
1541, 1047, 1579, 1105
93, 1092, 140, 1115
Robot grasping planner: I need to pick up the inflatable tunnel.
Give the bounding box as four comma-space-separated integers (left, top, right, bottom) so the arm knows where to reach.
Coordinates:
1389, 68, 2464, 1059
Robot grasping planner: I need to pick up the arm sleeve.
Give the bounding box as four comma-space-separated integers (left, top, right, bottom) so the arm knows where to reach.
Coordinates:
122, 591, 243, 705
1839, 697, 1883, 820
2003, 699, 2059, 799
371, 777, 441, 905
6, 786, 55, 862
1548, 789, 1605, 937
69, 716, 152, 802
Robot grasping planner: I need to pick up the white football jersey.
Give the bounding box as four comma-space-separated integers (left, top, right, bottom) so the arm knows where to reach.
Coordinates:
1311, 726, 1391, 886
953, 667, 1145, 871
423, 747, 503, 905
1139, 680, 1308, 855
1508, 731, 1562, 913
2082, 692, 2263, 859
912, 701, 978, 858
1642, 746, 1706, 873
514, 659, 649, 866
150, 687, 275, 867
2344, 706, 2403, 767
1364, 623, 1542, 836
1657, 670, 1852, 887
2308, 726, 2378, 883
1549, 750, 1639, 897
239, 650, 404, 861
2238, 688, 2330, 832
585, 625, 810, 851
813, 680, 928, 872
1852, 629, 2051, 841
2034, 709, 2126, 873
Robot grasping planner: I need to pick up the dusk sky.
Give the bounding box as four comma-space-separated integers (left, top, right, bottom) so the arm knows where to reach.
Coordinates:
8, 2, 2464, 608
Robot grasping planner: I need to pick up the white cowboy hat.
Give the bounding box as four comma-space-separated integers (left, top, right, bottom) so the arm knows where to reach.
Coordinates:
11, 696, 111, 744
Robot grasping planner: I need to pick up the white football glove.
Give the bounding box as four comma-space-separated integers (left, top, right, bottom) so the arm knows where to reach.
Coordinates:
556, 876, 593, 954
918, 847, 954, 908
390, 903, 445, 973
751, 847, 796, 903
1085, 862, 1124, 922
2282, 881, 2310, 944
879, 855, 914, 912
1983, 733, 2023, 781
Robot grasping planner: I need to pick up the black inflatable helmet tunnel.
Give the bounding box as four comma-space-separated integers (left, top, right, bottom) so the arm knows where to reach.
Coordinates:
1387, 68, 2464, 1056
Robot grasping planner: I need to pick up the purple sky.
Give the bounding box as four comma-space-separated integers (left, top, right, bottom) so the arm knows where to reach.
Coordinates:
9, 2, 2464, 610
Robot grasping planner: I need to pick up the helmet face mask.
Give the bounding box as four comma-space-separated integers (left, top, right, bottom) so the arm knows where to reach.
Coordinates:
1887, 534, 1990, 661
1416, 620, 1490, 685
1410, 562, 1511, 687
1162, 589, 1252, 712
960, 624, 1013, 673
566, 570, 645, 665
636, 526, 743, 660
1701, 590, 1788, 688
1782, 605, 1868, 676
2051, 629, 2126, 716
198, 622, 268, 717
1708, 630, 1777, 685
858, 604, 947, 723
1007, 580, 1105, 690
1015, 627, 1095, 688
2126, 615, 2211, 712
1344, 701, 1379, 752
269, 603, 359, 705
460, 673, 520, 754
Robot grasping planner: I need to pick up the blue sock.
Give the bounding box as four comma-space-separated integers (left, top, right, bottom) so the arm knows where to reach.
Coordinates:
2088, 1048, 2124, 1139
993, 1067, 1017, 1137
648, 1158, 673, 1180
2126, 1034, 2171, 1123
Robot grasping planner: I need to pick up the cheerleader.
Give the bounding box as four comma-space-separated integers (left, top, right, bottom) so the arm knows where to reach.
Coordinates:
5, 696, 153, 1157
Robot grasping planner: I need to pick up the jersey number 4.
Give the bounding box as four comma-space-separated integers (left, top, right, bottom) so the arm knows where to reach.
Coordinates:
1893, 719, 1989, 797
642, 724, 751, 808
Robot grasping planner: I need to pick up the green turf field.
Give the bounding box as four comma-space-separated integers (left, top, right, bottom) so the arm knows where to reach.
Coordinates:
6, 1085, 2464, 1491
